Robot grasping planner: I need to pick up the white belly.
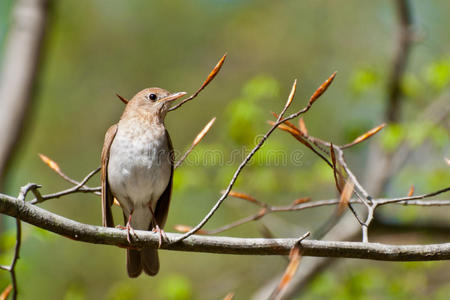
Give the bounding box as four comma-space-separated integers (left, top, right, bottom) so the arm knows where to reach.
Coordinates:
107, 122, 171, 228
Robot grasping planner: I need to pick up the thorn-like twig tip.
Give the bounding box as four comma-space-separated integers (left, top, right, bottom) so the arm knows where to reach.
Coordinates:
116, 93, 129, 104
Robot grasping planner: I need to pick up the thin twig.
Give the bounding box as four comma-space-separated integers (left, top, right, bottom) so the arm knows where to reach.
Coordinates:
187, 187, 450, 236
376, 187, 450, 205
173, 78, 317, 242
30, 167, 101, 204
169, 53, 227, 111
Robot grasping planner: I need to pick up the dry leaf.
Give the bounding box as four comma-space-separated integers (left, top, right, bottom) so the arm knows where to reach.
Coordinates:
173, 225, 207, 235
222, 292, 234, 300
344, 123, 386, 148
338, 180, 354, 213
200, 53, 227, 91
291, 197, 311, 205
407, 185, 414, 197
271, 112, 302, 135
309, 71, 337, 105
330, 144, 344, 193
298, 117, 308, 135
0, 284, 12, 300
284, 79, 297, 110
228, 190, 258, 204
169, 54, 227, 111
193, 117, 216, 146
38, 153, 61, 173
272, 246, 302, 298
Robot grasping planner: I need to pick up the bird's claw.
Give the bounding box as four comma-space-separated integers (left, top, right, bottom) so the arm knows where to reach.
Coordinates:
152, 225, 167, 248
116, 223, 138, 244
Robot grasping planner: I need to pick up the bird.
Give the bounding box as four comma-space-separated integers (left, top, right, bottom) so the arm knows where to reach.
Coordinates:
101, 87, 186, 277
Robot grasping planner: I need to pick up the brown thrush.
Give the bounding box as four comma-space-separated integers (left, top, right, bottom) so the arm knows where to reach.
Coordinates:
101, 88, 185, 277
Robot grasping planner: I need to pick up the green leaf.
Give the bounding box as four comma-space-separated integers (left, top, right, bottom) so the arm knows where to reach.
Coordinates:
425, 59, 450, 91
63, 284, 85, 300
380, 124, 405, 152
401, 73, 424, 99
106, 281, 137, 300
226, 99, 264, 145
349, 67, 379, 95
157, 274, 193, 300
242, 74, 280, 100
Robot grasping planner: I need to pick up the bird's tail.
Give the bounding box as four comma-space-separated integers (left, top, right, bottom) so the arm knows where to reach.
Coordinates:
127, 248, 159, 277
141, 247, 159, 276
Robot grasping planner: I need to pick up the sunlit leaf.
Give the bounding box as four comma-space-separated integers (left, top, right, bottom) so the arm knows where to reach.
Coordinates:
425, 59, 450, 91
338, 180, 354, 213
157, 274, 193, 300
242, 74, 280, 100
291, 197, 311, 205
272, 246, 302, 298
349, 67, 379, 95
298, 117, 308, 135
193, 117, 216, 146
228, 190, 259, 204
0, 285, 12, 300
38, 153, 61, 173
380, 124, 405, 152
309, 72, 336, 105
222, 292, 234, 300
173, 225, 208, 235
407, 185, 414, 197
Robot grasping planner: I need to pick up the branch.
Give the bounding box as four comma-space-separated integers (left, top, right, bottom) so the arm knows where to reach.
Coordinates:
174, 74, 335, 242
0, 0, 52, 186
386, 0, 414, 122
0, 194, 449, 261
29, 167, 101, 204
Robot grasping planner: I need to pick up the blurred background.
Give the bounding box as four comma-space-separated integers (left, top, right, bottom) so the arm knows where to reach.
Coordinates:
0, 0, 449, 299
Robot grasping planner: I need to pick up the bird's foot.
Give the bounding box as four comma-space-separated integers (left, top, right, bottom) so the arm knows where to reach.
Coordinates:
116, 223, 137, 244
152, 225, 168, 248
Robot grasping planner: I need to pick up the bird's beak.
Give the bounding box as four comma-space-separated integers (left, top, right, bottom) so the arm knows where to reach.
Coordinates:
160, 92, 187, 103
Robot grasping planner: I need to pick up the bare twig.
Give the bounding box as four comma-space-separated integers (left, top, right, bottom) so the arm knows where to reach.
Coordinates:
376, 187, 450, 205
0, 183, 42, 300
173, 76, 331, 243
178, 185, 450, 236
29, 167, 101, 204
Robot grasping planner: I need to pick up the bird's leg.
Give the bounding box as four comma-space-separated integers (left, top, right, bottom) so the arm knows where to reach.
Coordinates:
148, 205, 167, 248
116, 209, 137, 244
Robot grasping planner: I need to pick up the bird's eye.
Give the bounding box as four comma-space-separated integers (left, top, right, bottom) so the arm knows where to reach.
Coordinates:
148, 93, 157, 101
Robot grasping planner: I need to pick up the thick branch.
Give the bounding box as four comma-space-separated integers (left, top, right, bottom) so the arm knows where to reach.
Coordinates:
386, 0, 414, 122
0, 194, 449, 261
0, 0, 52, 186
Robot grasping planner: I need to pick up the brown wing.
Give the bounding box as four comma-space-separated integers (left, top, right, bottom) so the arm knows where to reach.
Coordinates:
101, 124, 118, 227
153, 129, 174, 229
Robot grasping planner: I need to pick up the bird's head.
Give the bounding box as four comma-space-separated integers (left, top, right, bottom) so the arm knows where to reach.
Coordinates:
127, 87, 186, 120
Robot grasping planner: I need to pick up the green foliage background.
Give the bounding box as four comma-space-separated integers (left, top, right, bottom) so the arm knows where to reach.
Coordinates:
0, 0, 449, 299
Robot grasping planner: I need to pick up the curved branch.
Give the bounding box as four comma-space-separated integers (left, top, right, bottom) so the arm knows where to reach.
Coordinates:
0, 0, 52, 186
0, 194, 449, 261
